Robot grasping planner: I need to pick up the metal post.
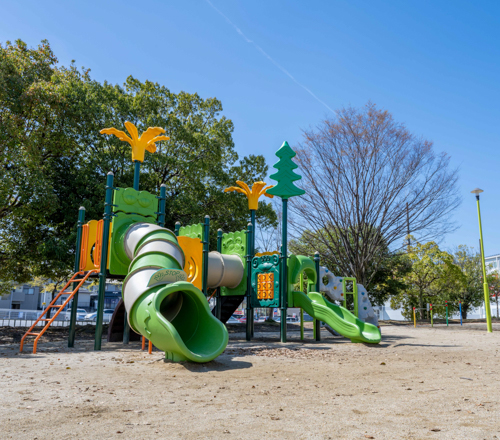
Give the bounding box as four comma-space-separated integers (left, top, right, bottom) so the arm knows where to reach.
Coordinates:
202, 216, 210, 297
299, 272, 304, 341
459, 302, 463, 326
413, 307, 416, 328
250, 209, 256, 337
445, 301, 448, 327
157, 184, 167, 227
68, 207, 85, 347
133, 160, 140, 191
430, 304, 433, 327
174, 221, 181, 237
476, 195, 493, 332
123, 312, 130, 345
245, 222, 253, 341
314, 251, 321, 341
280, 199, 288, 343
215, 229, 223, 321
94, 172, 114, 350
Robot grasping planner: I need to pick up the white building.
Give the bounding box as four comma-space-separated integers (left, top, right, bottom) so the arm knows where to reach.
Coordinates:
485, 254, 500, 273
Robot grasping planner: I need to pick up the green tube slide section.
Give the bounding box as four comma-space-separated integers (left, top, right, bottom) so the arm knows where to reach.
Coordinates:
121, 223, 228, 362
130, 281, 229, 362
292, 291, 381, 344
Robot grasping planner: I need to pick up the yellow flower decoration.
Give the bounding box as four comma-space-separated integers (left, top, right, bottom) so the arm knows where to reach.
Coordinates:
224, 181, 274, 210
100, 121, 170, 162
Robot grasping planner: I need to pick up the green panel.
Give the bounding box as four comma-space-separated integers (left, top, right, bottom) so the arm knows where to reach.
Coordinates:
287, 254, 317, 305
130, 281, 229, 362
113, 187, 158, 219
292, 291, 381, 344
342, 277, 358, 317
250, 254, 280, 308
266, 142, 306, 200
220, 230, 247, 297
178, 223, 203, 239
108, 212, 156, 276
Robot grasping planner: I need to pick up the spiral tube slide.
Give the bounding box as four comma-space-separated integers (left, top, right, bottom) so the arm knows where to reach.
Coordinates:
120, 223, 229, 362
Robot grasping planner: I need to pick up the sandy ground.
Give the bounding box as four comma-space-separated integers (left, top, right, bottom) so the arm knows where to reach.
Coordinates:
1, 323, 500, 440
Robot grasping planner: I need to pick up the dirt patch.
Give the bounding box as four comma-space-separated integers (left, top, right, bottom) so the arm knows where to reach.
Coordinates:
1, 324, 500, 439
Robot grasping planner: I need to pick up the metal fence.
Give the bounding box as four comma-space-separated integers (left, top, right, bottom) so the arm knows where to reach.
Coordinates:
0, 308, 99, 328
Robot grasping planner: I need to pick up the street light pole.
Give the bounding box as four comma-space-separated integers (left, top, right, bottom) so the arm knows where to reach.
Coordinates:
471, 188, 493, 333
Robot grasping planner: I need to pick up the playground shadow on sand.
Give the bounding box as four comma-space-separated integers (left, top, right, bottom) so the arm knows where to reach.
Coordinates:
174, 355, 253, 372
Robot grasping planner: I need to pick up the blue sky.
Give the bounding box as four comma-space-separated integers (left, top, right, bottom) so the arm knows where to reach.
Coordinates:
2, 1, 499, 254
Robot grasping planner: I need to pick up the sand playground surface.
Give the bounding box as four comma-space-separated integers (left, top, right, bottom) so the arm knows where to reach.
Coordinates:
1, 322, 500, 440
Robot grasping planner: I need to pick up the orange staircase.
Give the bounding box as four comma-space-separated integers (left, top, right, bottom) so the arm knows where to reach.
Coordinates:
20, 270, 98, 353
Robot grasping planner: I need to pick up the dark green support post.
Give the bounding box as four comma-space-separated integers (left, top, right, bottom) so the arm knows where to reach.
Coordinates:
314, 251, 321, 341
265, 141, 306, 343
174, 221, 181, 237
157, 184, 167, 227
245, 222, 253, 341
133, 160, 141, 191
94, 171, 114, 351
280, 199, 288, 343
68, 206, 85, 348
123, 310, 130, 344
446, 301, 449, 326
299, 272, 304, 341
202, 215, 210, 297
215, 228, 223, 321
250, 209, 256, 337
124, 160, 141, 344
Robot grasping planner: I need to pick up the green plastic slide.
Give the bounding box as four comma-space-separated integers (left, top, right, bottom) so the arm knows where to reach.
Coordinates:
293, 291, 381, 344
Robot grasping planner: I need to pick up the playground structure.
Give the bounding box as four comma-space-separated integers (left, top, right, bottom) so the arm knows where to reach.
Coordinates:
413, 301, 464, 327
20, 122, 381, 361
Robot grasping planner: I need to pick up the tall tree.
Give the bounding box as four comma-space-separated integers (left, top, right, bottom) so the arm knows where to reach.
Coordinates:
290, 103, 461, 288
391, 238, 462, 319
450, 245, 486, 319
0, 39, 276, 290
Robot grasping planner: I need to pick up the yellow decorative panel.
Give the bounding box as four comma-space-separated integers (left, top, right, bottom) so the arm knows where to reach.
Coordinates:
257, 273, 274, 300
178, 236, 203, 290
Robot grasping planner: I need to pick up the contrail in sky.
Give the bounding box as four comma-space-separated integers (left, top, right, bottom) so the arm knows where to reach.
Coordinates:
205, 0, 335, 114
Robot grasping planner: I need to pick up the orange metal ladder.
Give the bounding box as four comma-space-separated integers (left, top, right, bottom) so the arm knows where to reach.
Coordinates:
20, 270, 98, 354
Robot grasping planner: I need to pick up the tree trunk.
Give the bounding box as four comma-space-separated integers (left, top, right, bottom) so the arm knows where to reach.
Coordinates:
419, 290, 424, 320
461, 303, 468, 320
266, 308, 274, 322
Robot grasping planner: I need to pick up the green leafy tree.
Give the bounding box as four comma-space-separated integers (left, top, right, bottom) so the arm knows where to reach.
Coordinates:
392, 238, 463, 319
0, 39, 94, 286
449, 245, 486, 319
0, 39, 276, 288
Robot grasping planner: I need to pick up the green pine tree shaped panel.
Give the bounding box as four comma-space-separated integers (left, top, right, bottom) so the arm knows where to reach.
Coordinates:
266, 141, 305, 199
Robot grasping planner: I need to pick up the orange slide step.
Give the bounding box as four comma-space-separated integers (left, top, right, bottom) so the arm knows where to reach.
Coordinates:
19, 270, 98, 354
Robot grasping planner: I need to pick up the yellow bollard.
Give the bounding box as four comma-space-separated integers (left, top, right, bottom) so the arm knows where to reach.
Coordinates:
413, 307, 416, 328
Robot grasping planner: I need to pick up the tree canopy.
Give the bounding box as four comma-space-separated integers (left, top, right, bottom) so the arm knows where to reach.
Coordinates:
0, 39, 276, 289
290, 103, 460, 289
391, 238, 462, 319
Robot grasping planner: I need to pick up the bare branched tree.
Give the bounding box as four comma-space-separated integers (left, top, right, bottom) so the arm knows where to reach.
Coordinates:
290, 103, 461, 287
255, 200, 282, 253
